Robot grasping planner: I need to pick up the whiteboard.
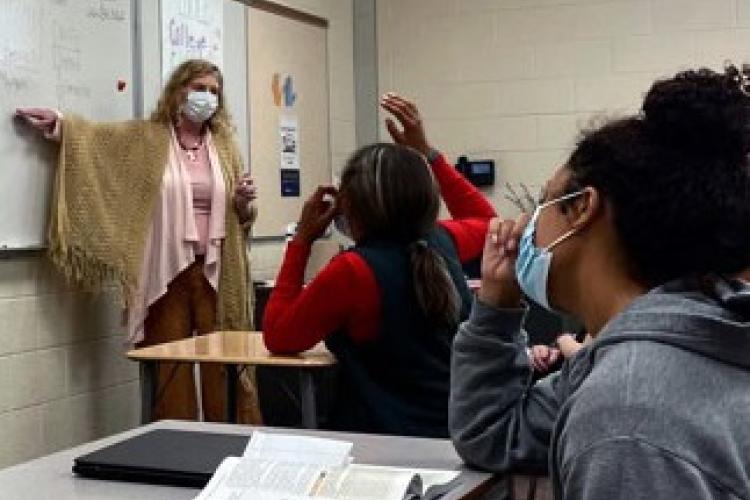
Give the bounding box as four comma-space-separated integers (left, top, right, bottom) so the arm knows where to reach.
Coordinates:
0, 0, 134, 250
161, 0, 223, 82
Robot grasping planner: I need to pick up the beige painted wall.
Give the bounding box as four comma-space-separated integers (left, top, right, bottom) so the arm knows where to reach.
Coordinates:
0, 256, 139, 468
377, 0, 750, 216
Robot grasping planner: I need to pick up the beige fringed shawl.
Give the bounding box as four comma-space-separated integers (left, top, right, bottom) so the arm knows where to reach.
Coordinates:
48, 116, 253, 331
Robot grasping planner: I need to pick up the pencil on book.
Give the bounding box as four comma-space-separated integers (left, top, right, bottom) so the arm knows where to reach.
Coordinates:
309, 470, 328, 497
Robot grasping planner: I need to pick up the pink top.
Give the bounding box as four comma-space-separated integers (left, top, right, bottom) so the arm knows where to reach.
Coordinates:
178, 144, 213, 255
126, 128, 227, 344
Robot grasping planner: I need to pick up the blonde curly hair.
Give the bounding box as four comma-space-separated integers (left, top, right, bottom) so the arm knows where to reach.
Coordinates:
150, 59, 233, 136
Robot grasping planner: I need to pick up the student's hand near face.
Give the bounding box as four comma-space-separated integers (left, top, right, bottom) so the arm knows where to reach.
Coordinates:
529, 344, 561, 374
479, 216, 528, 308
295, 185, 338, 245
15, 107, 57, 135
380, 93, 432, 156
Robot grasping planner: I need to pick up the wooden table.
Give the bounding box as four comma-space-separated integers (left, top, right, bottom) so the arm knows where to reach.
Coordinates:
0, 420, 501, 500
127, 331, 336, 428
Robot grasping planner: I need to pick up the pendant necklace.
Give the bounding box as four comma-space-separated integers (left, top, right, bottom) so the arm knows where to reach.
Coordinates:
178, 135, 203, 161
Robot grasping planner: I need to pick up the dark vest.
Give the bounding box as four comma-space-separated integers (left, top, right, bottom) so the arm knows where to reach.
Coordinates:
325, 227, 472, 438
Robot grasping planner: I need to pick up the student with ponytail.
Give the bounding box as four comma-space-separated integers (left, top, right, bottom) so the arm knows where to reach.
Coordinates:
263, 94, 496, 438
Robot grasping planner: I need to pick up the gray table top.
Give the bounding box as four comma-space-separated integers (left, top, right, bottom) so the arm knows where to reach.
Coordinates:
0, 420, 498, 500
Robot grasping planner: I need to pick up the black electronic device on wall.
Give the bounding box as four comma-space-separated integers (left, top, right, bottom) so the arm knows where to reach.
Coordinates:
456, 156, 495, 187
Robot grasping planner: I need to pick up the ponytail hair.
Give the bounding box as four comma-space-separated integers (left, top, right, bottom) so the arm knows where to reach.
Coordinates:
409, 239, 460, 326
341, 143, 461, 326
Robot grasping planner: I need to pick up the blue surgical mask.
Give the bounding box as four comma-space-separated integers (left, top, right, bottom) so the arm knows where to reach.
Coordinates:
515, 190, 585, 311
183, 90, 218, 123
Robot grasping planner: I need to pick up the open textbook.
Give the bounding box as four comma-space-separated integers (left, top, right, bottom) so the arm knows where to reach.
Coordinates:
193, 432, 461, 500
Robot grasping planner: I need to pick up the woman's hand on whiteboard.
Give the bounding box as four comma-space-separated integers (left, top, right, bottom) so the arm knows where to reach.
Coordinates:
295, 185, 338, 245
15, 107, 58, 135
380, 92, 432, 156
233, 174, 258, 222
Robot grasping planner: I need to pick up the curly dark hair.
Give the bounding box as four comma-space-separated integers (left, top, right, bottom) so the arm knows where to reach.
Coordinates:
564, 66, 750, 286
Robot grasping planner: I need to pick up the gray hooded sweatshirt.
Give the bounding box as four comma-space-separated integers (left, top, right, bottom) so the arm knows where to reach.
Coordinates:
450, 277, 750, 499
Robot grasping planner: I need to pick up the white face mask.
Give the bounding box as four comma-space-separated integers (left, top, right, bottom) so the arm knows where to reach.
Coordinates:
183, 90, 218, 123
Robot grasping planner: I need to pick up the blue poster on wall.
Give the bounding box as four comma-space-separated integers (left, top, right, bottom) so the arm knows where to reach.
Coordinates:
280, 169, 300, 197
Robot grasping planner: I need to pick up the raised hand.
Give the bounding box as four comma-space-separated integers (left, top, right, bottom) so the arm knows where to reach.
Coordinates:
380, 92, 431, 156
295, 185, 338, 244
15, 107, 57, 135
478, 215, 529, 308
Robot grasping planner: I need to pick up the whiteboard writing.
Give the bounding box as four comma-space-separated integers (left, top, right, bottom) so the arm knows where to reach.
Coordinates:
87, 0, 128, 22
161, 0, 222, 82
0, 0, 133, 249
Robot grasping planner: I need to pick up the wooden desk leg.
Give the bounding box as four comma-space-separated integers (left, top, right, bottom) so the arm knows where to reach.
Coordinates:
140, 361, 157, 424
225, 364, 238, 424
299, 371, 317, 429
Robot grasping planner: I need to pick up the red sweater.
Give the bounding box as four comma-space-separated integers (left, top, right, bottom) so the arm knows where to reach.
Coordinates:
263, 154, 497, 354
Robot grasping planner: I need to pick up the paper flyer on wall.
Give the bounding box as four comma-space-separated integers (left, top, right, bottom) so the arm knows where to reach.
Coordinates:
161, 0, 223, 82
280, 115, 300, 170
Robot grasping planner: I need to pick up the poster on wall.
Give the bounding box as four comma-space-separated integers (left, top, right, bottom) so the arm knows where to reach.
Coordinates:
279, 115, 300, 197
161, 0, 223, 81
280, 169, 300, 197
279, 115, 299, 170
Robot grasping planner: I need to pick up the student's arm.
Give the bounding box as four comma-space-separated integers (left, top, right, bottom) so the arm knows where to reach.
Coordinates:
379, 93, 496, 262
262, 241, 377, 354
433, 154, 497, 261
431, 153, 496, 220
263, 185, 350, 353
380, 94, 497, 220
438, 218, 490, 263
450, 299, 559, 473
450, 216, 558, 472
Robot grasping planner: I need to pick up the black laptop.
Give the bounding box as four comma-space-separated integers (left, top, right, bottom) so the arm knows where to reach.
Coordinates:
72, 429, 250, 488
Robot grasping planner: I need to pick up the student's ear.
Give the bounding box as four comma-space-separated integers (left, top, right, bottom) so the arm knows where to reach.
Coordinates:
335, 192, 347, 217
566, 187, 601, 231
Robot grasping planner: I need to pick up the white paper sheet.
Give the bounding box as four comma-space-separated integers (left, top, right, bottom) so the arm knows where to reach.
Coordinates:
314, 465, 417, 500
279, 115, 300, 170
244, 432, 353, 468
193, 457, 324, 500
